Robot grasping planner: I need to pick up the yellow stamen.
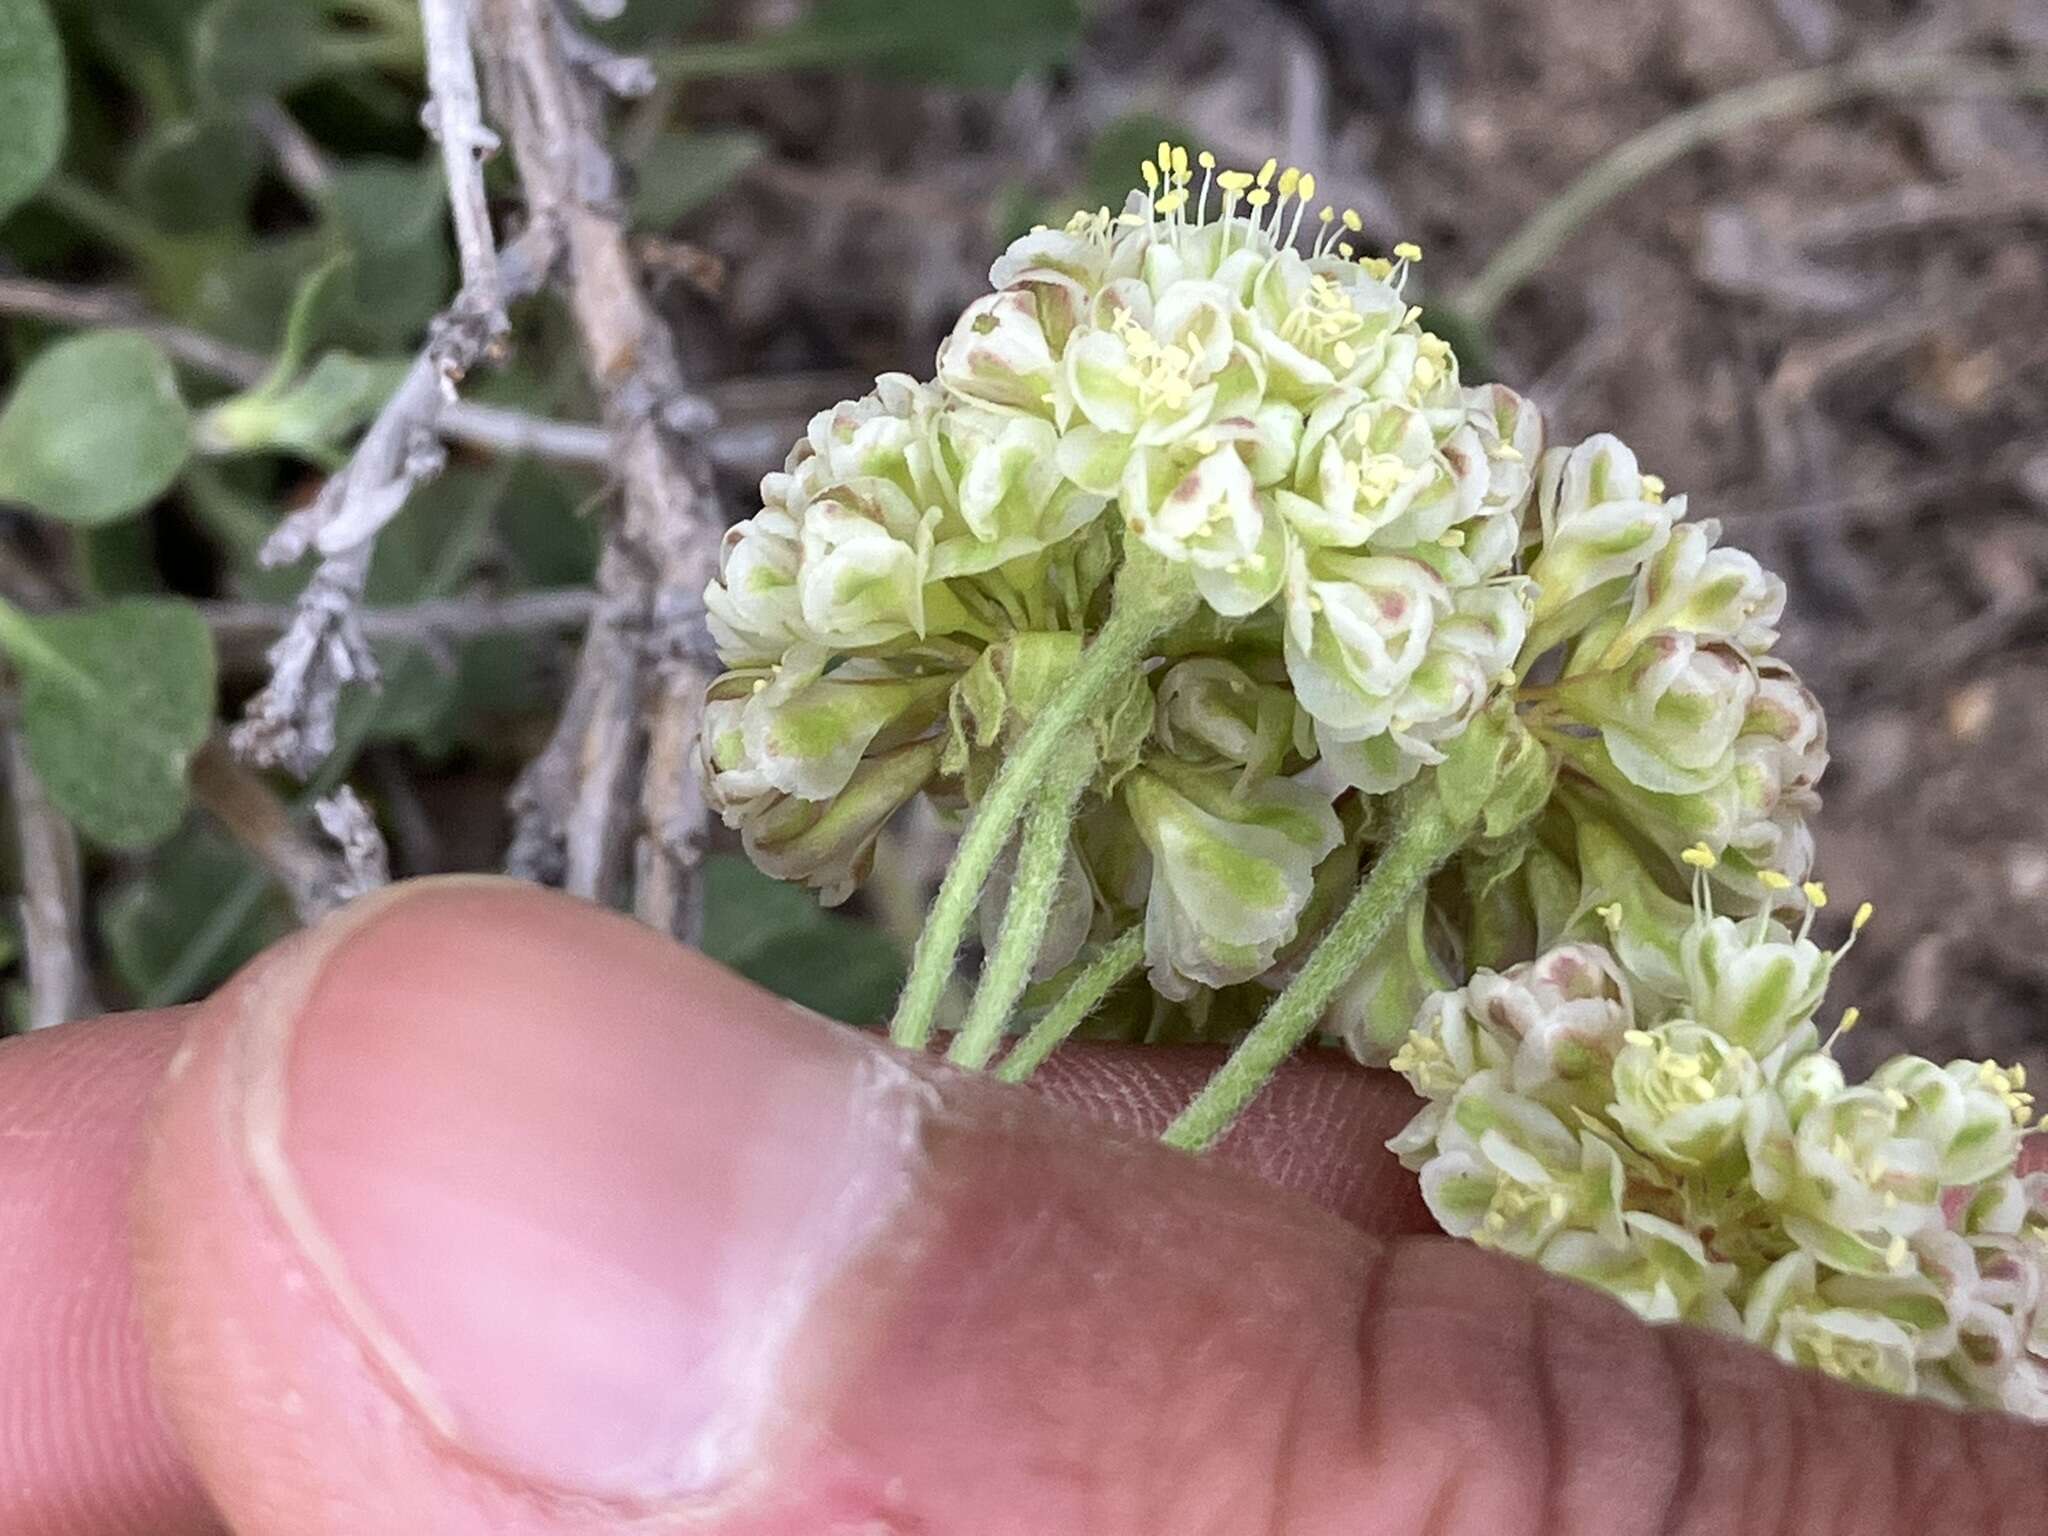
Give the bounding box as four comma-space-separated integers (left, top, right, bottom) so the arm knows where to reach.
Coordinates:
1803, 881, 1829, 909
1393, 240, 1422, 262
1681, 842, 1719, 870
1853, 901, 1874, 931
1759, 870, 1793, 891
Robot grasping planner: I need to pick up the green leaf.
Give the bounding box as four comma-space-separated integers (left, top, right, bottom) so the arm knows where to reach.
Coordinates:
197, 350, 409, 460
320, 158, 452, 349
630, 128, 764, 229
191, 0, 328, 99
96, 823, 292, 1000
659, 0, 1083, 87
0, 597, 215, 849
0, 330, 192, 526
0, 0, 64, 224
121, 114, 261, 234
702, 855, 905, 1025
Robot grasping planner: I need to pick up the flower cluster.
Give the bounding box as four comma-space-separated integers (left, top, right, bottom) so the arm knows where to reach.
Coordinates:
701, 145, 1818, 1030
1388, 853, 2048, 1416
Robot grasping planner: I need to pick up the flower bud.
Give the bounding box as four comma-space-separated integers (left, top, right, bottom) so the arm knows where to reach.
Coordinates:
1542, 1211, 1740, 1326
1121, 758, 1342, 998
1526, 433, 1678, 627
1679, 912, 1831, 1056
1465, 941, 1636, 1095
705, 509, 805, 667
1868, 1056, 2028, 1188
1558, 633, 1756, 797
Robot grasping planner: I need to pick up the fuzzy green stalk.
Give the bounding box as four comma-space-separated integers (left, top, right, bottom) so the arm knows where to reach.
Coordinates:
947, 741, 1096, 1071
1162, 787, 1471, 1152
890, 548, 1197, 1051
996, 925, 1146, 1083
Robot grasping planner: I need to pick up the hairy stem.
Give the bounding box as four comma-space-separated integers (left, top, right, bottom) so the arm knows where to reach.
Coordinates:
947, 741, 1095, 1071
890, 548, 1196, 1051
995, 925, 1146, 1083
1163, 787, 1470, 1152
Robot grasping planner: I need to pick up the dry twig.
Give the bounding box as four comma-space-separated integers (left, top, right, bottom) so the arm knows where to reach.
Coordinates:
483, 0, 725, 940
229, 226, 557, 777
188, 736, 373, 922
3, 728, 98, 1028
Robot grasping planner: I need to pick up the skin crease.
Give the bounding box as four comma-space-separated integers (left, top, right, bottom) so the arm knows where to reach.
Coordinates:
0, 879, 2035, 1536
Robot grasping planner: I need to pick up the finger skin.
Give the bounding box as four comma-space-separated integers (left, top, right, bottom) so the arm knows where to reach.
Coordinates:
0, 922, 1424, 1535
0, 1014, 220, 1536
131, 881, 2048, 1536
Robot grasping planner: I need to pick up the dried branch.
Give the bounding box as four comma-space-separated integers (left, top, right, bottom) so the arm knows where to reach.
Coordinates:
482, 0, 723, 939
0, 274, 273, 384
203, 588, 597, 668
0, 271, 615, 468
247, 99, 334, 200
230, 227, 557, 776
4, 727, 98, 1028
188, 736, 373, 922
421, 0, 509, 371
313, 786, 392, 899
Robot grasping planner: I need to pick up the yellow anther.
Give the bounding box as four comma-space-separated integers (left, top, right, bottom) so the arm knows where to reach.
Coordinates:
1624, 1029, 1656, 1047
1359, 256, 1393, 279
1839, 1006, 1862, 1034
1171, 145, 1190, 177
1257, 157, 1278, 187
1641, 472, 1667, 501
1886, 1235, 1909, 1271
1141, 159, 1160, 190
1333, 340, 1356, 369
1803, 881, 1829, 908
1343, 208, 1363, 232
1488, 442, 1524, 462
1247, 188, 1272, 209
1403, 304, 1424, 327
1318, 206, 1335, 224
1884, 1087, 1910, 1111
1597, 902, 1625, 928
1156, 188, 1187, 215
1393, 240, 1423, 262
750, 678, 767, 694
1217, 169, 1253, 191
1440, 529, 1466, 548
1278, 166, 1301, 198
1853, 901, 1874, 932
1298, 172, 1316, 201
1758, 870, 1793, 891
1681, 842, 1719, 870
1337, 241, 1355, 258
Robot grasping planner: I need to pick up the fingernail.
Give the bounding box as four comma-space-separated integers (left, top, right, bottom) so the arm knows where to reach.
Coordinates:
226, 879, 930, 1502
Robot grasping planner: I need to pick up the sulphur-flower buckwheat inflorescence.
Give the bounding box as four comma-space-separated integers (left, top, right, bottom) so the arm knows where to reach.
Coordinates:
699, 144, 2041, 1414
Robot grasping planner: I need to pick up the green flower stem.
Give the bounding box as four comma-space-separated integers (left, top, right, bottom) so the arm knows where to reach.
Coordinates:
947, 739, 1094, 1071
996, 925, 1146, 1083
1163, 785, 1472, 1152
890, 547, 1196, 1051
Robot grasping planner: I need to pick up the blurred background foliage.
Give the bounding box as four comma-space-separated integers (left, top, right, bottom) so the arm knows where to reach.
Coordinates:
0, 0, 2044, 1075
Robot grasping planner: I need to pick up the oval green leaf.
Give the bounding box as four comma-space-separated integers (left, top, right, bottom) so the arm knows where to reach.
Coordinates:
0, 0, 64, 223
0, 330, 193, 525
0, 597, 216, 850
